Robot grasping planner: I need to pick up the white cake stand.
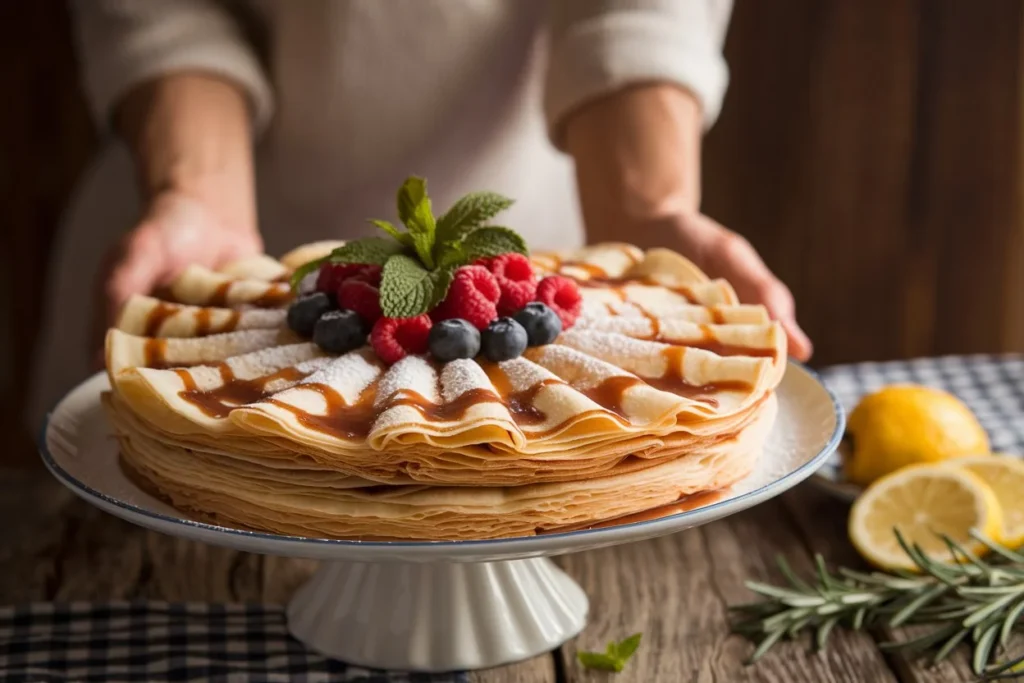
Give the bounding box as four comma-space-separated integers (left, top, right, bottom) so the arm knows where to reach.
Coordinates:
41, 364, 843, 673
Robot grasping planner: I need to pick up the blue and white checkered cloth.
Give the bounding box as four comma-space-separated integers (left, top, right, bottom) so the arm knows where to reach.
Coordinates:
818, 355, 1024, 480
0, 603, 466, 683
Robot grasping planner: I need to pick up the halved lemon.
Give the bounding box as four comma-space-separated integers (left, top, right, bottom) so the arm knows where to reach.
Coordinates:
949, 455, 1024, 547
849, 463, 1003, 571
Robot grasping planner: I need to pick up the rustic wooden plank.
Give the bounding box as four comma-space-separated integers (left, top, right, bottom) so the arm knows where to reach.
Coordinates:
0, 473, 76, 602
781, 486, 978, 682
911, 0, 1024, 357
468, 657, 557, 683
556, 496, 897, 682
0, 472, 262, 603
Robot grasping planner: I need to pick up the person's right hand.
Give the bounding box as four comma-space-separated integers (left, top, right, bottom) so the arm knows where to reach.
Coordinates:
97, 73, 259, 355
95, 188, 262, 345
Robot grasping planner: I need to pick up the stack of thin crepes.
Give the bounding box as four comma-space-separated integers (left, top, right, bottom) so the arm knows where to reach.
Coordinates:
103, 242, 786, 540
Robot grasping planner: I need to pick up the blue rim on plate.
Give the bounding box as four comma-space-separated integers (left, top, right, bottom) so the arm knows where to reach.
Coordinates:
38, 361, 846, 550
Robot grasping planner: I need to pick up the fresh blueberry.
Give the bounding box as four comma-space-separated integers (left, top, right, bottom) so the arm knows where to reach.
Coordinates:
287, 292, 336, 337
481, 317, 528, 362
313, 309, 368, 354
513, 302, 563, 346
429, 319, 481, 362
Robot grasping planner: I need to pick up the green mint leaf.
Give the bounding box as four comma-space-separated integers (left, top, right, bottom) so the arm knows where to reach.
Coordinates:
371, 219, 414, 247
435, 240, 468, 270
396, 177, 429, 228
329, 237, 406, 265
576, 635, 641, 673
395, 177, 437, 268
379, 254, 455, 318
577, 651, 625, 673
427, 265, 457, 310
459, 226, 528, 262
435, 191, 514, 244
289, 238, 404, 290
410, 231, 436, 270
612, 634, 642, 661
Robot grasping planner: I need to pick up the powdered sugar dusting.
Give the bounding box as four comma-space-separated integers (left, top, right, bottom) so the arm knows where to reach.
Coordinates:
439, 360, 492, 402
237, 308, 288, 329
375, 355, 438, 406
262, 357, 332, 395
224, 342, 323, 380
576, 316, 654, 338
161, 328, 284, 363
301, 349, 382, 404
558, 329, 665, 362
530, 344, 634, 390
496, 357, 562, 392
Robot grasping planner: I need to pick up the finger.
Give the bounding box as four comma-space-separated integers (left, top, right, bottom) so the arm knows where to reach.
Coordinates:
101, 227, 166, 326
706, 231, 814, 361
753, 280, 814, 362
782, 318, 814, 362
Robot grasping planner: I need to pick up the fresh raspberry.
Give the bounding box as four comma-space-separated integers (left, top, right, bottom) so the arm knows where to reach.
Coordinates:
351, 264, 382, 287
316, 263, 364, 293
480, 253, 537, 316
371, 315, 432, 365
338, 279, 383, 325
535, 275, 582, 329
431, 265, 500, 330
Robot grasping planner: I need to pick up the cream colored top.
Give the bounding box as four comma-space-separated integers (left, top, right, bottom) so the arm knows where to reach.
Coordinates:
30, 0, 732, 426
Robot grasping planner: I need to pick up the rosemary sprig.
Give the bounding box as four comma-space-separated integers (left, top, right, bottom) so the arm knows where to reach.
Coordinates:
730, 531, 1024, 678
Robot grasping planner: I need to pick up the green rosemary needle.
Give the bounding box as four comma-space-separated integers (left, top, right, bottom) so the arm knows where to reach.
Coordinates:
729, 531, 1024, 677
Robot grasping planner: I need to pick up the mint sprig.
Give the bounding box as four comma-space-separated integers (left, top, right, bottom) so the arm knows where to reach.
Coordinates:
435, 191, 515, 245
290, 176, 527, 318
577, 634, 642, 673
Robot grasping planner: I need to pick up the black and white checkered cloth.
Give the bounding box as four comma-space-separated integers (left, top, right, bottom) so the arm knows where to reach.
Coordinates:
818, 355, 1024, 480
0, 603, 467, 683
5, 357, 1021, 681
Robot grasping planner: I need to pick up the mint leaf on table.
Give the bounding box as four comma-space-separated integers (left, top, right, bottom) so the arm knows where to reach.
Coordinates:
577, 634, 642, 673
379, 254, 455, 318
577, 651, 624, 672
611, 633, 642, 661
289, 238, 405, 289
459, 226, 528, 262
435, 191, 514, 244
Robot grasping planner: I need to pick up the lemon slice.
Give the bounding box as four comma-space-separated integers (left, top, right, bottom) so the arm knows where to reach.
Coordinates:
949, 455, 1024, 547
849, 464, 1003, 570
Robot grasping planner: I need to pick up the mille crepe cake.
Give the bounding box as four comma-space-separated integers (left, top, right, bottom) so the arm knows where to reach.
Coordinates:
103, 178, 786, 540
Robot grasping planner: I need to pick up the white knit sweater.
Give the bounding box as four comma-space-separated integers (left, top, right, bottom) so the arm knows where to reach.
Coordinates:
29, 0, 731, 425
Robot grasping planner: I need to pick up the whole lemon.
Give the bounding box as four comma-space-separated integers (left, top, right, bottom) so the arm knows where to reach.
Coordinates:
843, 385, 990, 486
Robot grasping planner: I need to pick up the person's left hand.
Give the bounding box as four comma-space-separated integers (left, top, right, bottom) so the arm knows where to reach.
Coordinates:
563, 83, 813, 361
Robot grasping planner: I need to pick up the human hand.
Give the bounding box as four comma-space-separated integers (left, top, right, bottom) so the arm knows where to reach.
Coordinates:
603, 210, 813, 361
563, 83, 813, 361
95, 73, 259, 353
97, 189, 263, 330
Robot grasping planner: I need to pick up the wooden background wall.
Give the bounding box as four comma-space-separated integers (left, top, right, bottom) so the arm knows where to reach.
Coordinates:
704, 0, 1024, 363
1, 0, 1022, 465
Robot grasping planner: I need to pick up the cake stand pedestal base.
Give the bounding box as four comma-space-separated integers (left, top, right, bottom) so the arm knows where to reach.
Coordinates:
286, 556, 589, 672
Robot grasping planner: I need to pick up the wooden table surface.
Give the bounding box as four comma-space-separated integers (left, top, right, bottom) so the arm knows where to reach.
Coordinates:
1, 469, 983, 683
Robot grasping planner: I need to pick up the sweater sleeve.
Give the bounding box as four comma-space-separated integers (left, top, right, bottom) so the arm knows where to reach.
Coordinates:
69, 0, 274, 135
545, 0, 733, 147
